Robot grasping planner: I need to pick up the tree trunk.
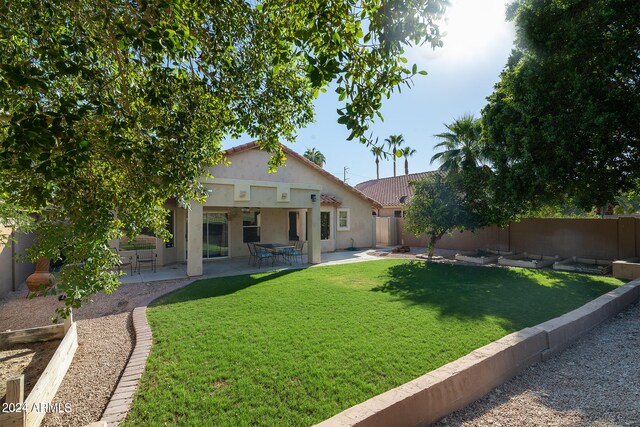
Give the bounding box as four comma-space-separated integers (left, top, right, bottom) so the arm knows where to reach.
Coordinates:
405, 158, 409, 175
427, 232, 445, 260
376, 158, 379, 179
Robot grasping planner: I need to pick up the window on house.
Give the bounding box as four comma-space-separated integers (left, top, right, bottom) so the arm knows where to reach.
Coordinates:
321, 211, 330, 240
243, 211, 261, 243
394, 210, 403, 218
165, 209, 175, 248
337, 208, 350, 231
119, 227, 156, 250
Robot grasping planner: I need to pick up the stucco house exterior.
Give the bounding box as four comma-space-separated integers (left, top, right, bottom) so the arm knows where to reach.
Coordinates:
355, 171, 435, 217
130, 142, 381, 276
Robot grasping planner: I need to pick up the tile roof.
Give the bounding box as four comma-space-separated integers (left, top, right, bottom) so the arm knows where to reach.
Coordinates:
355, 172, 438, 207
320, 194, 341, 206
224, 141, 382, 208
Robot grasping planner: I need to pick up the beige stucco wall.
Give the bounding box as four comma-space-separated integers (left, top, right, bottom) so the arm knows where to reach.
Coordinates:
394, 217, 640, 260
509, 218, 620, 259
159, 200, 178, 266
0, 228, 36, 298
201, 148, 375, 254
396, 219, 507, 252
377, 207, 402, 217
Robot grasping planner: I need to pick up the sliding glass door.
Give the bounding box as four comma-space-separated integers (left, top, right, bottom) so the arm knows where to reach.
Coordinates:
203, 212, 229, 258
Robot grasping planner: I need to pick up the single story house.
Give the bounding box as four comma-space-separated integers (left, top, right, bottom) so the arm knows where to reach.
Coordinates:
355, 171, 435, 217
126, 142, 381, 276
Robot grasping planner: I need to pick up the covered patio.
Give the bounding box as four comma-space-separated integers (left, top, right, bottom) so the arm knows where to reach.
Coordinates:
119, 248, 381, 284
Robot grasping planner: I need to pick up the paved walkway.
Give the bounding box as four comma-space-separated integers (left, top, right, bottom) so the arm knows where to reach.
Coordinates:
120, 248, 384, 284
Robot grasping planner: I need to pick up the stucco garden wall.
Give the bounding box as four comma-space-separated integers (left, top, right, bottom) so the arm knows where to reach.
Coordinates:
0, 228, 36, 298
394, 217, 640, 261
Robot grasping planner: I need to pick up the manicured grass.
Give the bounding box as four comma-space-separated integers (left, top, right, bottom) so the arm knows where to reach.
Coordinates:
125, 260, 622, 426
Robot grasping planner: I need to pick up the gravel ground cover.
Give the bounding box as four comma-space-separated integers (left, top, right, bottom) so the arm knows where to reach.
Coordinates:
0, 278, 188, 427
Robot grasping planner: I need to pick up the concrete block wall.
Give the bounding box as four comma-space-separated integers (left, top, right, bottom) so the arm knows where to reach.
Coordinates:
394, 217, 640, 261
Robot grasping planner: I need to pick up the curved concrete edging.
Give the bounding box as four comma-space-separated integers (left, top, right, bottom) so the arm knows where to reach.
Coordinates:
100, 278, 198, 426
315, 279, 640, 427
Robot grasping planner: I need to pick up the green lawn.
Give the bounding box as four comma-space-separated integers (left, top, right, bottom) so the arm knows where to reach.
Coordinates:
125, 260, 623, 426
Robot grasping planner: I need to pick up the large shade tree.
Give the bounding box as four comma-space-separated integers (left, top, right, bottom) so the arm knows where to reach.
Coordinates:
482, 0, 640, 213
0, 0, 447, 318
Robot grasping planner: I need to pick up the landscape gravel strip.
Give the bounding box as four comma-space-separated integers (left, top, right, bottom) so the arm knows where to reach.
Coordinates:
1, 267, 638, 426
0, 279, 189, 427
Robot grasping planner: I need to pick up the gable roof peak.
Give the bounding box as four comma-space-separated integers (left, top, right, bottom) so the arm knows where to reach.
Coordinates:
223, 141, 382, 208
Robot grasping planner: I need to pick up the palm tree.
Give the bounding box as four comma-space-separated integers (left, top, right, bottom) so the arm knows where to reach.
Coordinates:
370, 144, 386, 179
400, 146, 416, 175
384, 134, 404, 177
430, 114, 485, 172
303, 147, 326, 167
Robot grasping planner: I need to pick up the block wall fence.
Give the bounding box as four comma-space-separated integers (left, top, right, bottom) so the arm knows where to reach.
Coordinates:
396, 217, 640, 260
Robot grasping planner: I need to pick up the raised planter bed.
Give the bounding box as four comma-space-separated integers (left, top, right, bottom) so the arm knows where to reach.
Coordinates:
554, 257, 613, 275
0, 314, 78, 427
612, 258, 640, 280
498, 253, 560, 269
455, 249, 513, 265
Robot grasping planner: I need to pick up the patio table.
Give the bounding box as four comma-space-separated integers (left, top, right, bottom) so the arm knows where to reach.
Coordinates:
256, 243, 294, 264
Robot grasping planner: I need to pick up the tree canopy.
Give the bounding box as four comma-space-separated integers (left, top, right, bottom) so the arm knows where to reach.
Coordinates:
303, 147, 326, 167
384, 134, 405, 177
482, 0, 640, 212
404, 167, 505, 257
0, 0, 447, 318
430, 114, 484, 173
404, 173, 473, 257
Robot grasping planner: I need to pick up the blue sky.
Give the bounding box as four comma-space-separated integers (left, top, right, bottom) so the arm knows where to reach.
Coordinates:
224, 0, 516, 185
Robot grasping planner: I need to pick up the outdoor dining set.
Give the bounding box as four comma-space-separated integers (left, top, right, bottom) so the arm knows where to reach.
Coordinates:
247, 241, 306, 268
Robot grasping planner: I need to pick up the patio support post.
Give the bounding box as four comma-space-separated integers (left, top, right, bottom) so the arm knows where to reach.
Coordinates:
187, 201, 203, 276
308, 197, 321, 264
175, 207, 186, 263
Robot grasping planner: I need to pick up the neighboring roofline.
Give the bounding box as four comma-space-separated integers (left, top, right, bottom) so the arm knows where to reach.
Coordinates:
354, 171, 439, 207
224, 141, 383, 209
355, 171, 438, 190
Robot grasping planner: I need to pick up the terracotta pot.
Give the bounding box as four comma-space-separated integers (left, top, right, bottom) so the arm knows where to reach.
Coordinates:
26, 257, 56, 292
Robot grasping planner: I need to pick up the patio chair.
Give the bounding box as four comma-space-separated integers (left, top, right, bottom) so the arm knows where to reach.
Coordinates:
247, 242, 257, 265
135, 247, 157, 273
110, 247, 133, 275
287, 241, 305, 264
248, 242, 273, 268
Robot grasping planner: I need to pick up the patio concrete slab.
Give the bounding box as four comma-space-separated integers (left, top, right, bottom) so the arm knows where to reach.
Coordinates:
118, 248, 384, 285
